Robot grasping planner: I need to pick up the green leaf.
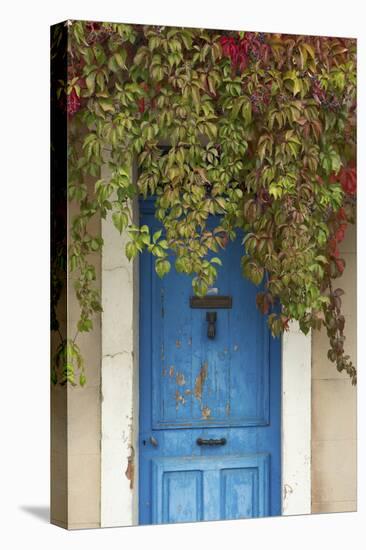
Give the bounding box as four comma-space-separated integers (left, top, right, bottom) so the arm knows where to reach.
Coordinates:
77, 319, 93, 332
302, 43, 315, 59
140, 232, 150, 246
269, 182, 283, 199
86, 71, 96, 94
293, 78, 302, 97
192, 86, 200, 110
210, 257, 222, 266
153, 229, 162, 243
99, 100, 115, 113
242, 256, 264, 286
155, 259, 171, 278
51, 368, 58, 385
192, 277, 208, 297
242, 99, 252, 125
96, 71, 105, 91
115, 50, 127, 68
125, 241, 137, 261
112, 211, 127, 234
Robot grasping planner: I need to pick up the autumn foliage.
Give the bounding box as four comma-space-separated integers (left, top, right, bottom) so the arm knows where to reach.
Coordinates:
51, 22, 357, 385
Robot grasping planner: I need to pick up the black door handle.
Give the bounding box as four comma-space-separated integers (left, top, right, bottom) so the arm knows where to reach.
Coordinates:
196, 437, 227, 446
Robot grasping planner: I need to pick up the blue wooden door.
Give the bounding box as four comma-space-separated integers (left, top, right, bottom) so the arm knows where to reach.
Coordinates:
139, 200, 281, 525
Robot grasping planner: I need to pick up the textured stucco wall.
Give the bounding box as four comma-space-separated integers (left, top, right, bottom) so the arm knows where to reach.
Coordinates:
67, 176, 102, 529
50, 320, 68, 527
51, 174, 102, 530
100, 162, 139, 528
311, 224, 357, 514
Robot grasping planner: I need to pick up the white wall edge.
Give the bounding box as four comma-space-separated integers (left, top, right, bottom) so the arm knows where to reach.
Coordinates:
281, 320, 312, 515
100, 158, 139, 528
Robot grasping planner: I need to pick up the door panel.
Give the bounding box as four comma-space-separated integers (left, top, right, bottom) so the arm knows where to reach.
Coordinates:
139, 200, 281, 525
152, 263, 269, 429
151, 454, 269, 524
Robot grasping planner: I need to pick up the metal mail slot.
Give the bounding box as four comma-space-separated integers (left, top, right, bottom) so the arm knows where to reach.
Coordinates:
189, 296, 232, 309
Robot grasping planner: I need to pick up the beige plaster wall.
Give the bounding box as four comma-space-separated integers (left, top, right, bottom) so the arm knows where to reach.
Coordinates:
51, 175, 102, 530
51, 329, 68, 527
311, 223, 357, 514
67, 178, 101, 529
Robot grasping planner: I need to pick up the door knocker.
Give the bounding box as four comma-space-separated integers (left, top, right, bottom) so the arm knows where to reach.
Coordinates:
206, 312, 217, 339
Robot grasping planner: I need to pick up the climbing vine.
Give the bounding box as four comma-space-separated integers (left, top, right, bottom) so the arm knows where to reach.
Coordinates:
51, 21, 357, 386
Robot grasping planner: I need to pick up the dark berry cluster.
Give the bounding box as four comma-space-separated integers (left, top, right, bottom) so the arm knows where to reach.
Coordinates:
250, 88, 270, 113
86, 22, 113, 45
312, 80, 327, 104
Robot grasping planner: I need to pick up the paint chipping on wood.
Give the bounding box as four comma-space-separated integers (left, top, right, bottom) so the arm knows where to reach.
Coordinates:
175, 340, 182, 348
176, 372, 186, 386
283, 483, 293, 502
194, 361, 208, 402
169, 366, 175, 377
162, 368, 167, 376
226, 402, 231, 416
184, 389, 192, 395
125, 446, 135, 490
175, 390, 186, 410
202, 406, 211, 419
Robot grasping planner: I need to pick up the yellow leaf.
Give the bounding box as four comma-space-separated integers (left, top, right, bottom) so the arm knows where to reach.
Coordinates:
293, 78, 302, 97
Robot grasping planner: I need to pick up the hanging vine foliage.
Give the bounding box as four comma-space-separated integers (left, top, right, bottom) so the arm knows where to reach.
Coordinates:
51, 21, 357, 386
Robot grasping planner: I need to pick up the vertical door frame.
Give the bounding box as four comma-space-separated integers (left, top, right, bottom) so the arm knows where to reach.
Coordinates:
100, 156, 140, 528
281, 322, 312, 515
100, 174, 312, 527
